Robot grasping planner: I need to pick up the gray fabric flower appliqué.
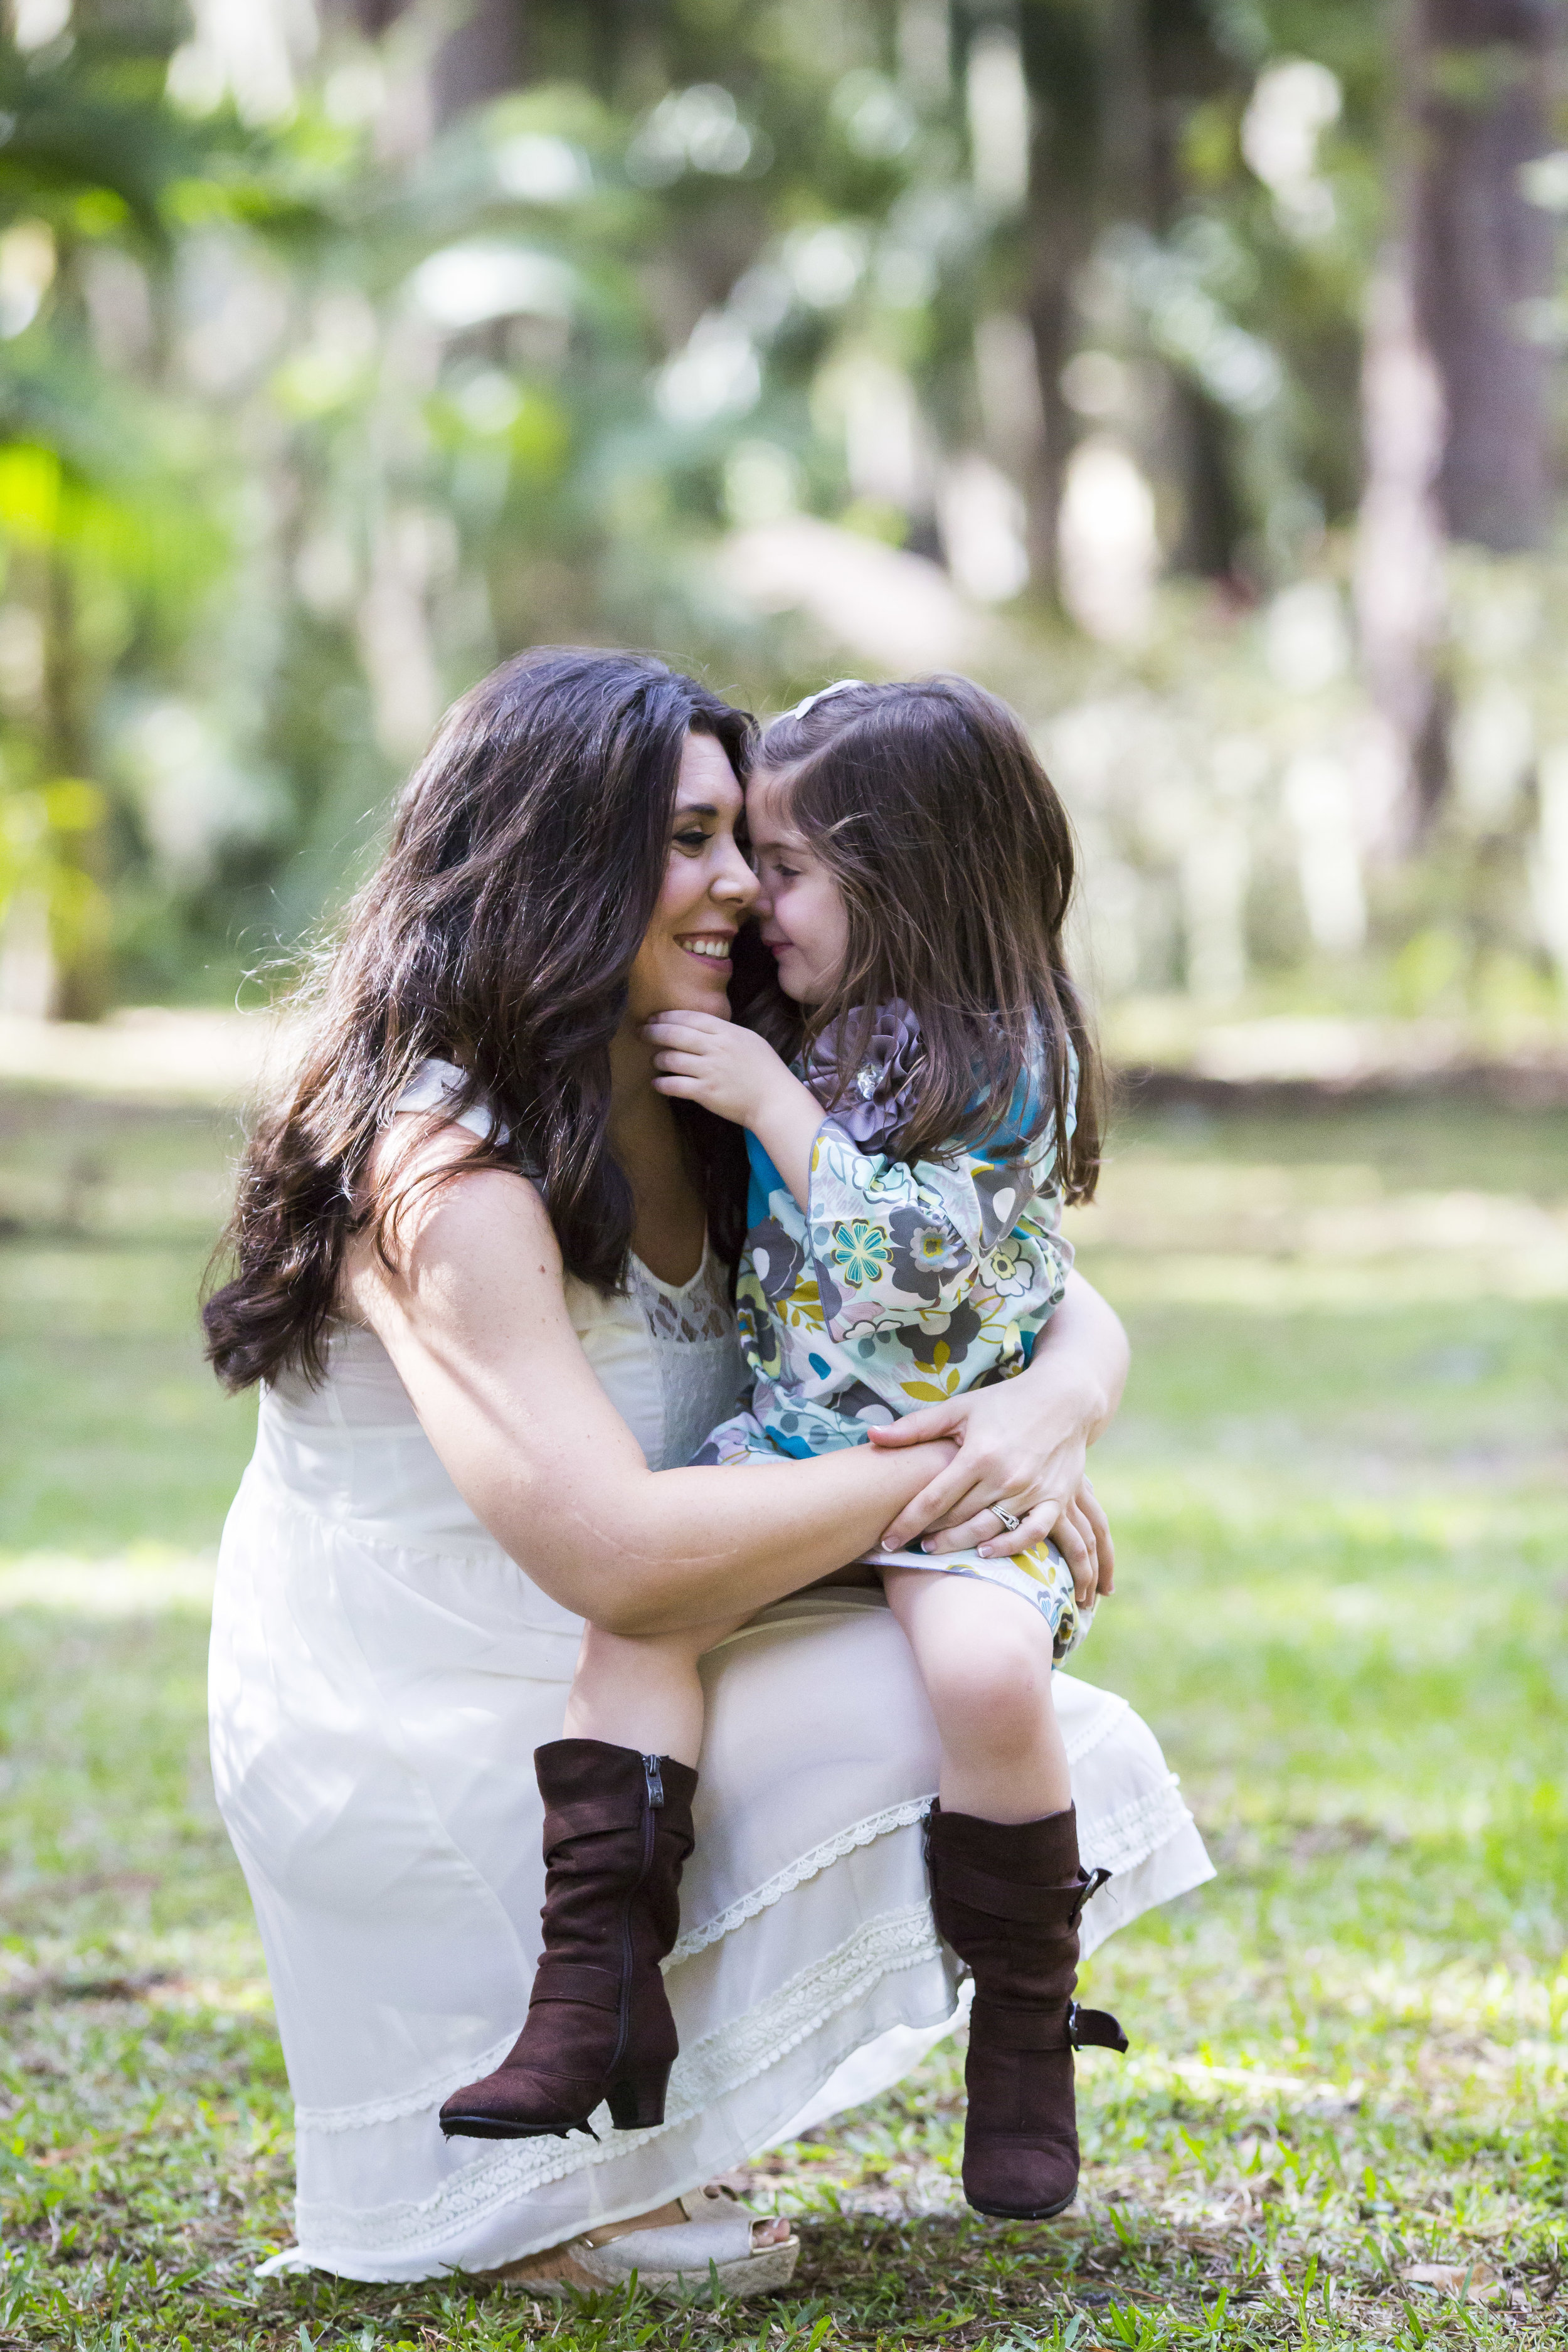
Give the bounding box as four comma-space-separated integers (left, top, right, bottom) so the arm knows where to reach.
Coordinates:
805, 1000, 924, 1151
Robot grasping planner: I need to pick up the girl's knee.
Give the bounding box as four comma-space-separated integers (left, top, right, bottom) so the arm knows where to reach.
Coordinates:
918, 1599, 1054, 1739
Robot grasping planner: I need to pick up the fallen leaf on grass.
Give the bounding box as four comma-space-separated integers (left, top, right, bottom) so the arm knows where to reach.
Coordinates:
1402, 2260, 1502, 2302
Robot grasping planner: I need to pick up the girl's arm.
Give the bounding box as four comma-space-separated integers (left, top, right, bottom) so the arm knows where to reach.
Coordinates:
871, 1269, 1129, 1584
644, 1009, 1062, 1335
344, 1145, 956, 1641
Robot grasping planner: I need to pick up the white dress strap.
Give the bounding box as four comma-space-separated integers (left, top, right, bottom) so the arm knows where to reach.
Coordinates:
391, 1057, 509, 1146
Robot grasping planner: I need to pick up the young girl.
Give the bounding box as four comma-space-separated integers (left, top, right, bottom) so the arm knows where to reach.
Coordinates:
440, 676, 1126, 2221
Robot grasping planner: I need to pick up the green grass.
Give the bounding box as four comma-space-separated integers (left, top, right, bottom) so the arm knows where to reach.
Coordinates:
0, 1089, 257, 1552
3, 1085, 1567, 2348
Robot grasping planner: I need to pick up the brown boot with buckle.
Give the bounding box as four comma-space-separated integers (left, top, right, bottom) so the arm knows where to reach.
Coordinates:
440, 1739, 697, 2141
926, 1800, 1127, 2220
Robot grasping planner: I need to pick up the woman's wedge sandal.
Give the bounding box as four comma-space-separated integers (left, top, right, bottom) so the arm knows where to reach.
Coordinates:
439, 1739, 696, 2142
484, 2186, 800, 2301
926, 1799, 1127, 2221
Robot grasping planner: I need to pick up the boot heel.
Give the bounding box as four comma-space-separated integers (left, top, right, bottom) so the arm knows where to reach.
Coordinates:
607, 2067, 671, 2130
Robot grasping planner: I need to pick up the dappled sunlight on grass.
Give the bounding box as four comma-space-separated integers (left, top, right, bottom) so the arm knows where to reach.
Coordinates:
2, 1087, 1566, 2345
0, 1547, 218, 1615
1077, 1250, 1568, 1306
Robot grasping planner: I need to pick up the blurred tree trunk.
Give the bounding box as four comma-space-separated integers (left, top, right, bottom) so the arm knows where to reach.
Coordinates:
1355, 4, 1451, 849
1355, 0, 1560, 849
1353, 260, 1449, 845
321, 0, 529, 120
1143, 0, 1239, 581
1015, 0, 1239, 600
432, 0, 528, 123
1412, 0, 1562, 549
42, 240, 111, 1020
1017, 1, 1103, 600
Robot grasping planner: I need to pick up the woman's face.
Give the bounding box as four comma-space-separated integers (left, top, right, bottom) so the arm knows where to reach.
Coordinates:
624, 731, 758, 1024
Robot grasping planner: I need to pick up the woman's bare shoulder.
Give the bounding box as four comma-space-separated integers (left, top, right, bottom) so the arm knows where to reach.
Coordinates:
343, 1116, 565, 1326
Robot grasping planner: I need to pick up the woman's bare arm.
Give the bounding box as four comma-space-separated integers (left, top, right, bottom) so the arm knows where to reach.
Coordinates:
345, 1150, 955, 1640
869, 1270, 1130, 1569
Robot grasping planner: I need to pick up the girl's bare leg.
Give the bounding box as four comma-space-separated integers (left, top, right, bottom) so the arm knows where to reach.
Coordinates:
882, 1569, 1069, 1821
444, 1613, 757, 2141
563, 1615, 745, 1770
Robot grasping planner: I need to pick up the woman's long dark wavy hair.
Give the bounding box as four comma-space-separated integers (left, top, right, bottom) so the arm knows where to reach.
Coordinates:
735, 675, 1103, 1201
204, 648, 755, 1393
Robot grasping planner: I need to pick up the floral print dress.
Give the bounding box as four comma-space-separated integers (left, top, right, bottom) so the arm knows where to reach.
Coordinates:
695, 1005, 1088, 1657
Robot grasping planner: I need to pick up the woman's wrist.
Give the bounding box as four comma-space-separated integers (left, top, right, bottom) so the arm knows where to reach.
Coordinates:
1022, 1349, 1110, 1447
1022, 1272, 1128, 1442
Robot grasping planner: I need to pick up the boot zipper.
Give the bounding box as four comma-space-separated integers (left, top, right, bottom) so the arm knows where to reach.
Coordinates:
608, 1757, 664, 2090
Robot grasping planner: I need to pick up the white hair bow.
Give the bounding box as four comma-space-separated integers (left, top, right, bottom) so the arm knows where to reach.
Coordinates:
788, 678, 866, 721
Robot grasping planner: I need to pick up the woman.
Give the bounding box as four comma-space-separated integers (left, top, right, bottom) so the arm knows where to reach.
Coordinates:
205, 649, 1210, 2294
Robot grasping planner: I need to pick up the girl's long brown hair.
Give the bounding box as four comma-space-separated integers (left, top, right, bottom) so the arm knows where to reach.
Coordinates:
204, 647, 754, 1392
736, 675, 1102, 1200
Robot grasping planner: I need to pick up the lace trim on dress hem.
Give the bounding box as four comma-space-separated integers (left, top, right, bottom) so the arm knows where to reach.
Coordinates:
1078, 1774, 1194, 1876
1056, 1677, 1131, 1767
291, 1778, 1191, 2139
290, 1906, 948, 2260
294, 1801, 938, 2136
665, 1796, 934, 1966
295, 2030, 524, 2136
660, 1725, 1175, 1972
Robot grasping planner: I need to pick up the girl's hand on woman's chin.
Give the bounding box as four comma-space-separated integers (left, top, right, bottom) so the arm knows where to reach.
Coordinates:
869, 1385, 1113, 1603
644, 1010, 780, 1125
644, 1016, 825, 1210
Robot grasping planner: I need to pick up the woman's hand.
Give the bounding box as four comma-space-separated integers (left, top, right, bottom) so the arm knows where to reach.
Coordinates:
868, 1273, 1130, 1608
869, 1387, 1112, 1605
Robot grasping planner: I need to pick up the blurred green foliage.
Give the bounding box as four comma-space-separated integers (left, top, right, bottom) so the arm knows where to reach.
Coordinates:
0, 1, 1563, 1020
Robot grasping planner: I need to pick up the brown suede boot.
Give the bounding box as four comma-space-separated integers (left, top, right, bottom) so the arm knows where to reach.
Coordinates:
439, 1740, 697, 2141
926, 1801, 1126, 2220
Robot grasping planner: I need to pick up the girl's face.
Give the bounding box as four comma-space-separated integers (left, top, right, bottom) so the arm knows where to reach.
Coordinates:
624, 731, 758, 1024
747, 767, 850, 1007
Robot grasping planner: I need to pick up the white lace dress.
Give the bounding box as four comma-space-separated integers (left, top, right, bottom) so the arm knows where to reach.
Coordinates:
209, 1082, 1213, 2282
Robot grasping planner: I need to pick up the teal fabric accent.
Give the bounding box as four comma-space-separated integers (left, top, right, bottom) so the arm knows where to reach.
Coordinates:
968, 1037, 1076, 1161
746, 1131, 787, 1229
980, 1061, 1049, 1158
769, 1429, 817, 1460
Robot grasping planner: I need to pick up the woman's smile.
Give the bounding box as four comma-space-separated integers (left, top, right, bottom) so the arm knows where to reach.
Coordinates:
677, 931, 735, 968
